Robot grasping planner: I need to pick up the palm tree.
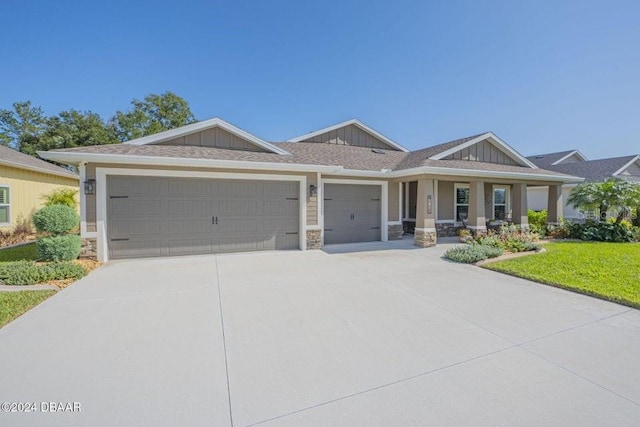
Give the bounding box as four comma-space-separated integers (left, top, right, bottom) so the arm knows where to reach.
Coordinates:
568, 178, 640, 224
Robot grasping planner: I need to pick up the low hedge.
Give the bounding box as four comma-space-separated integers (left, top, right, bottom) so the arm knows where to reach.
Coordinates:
0, 261, 87, 286
444, 244, 504, 264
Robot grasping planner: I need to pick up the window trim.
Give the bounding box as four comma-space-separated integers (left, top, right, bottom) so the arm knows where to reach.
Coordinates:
0, 184, 10, 226
492, 184, 510, 221
454, 183, 470, 224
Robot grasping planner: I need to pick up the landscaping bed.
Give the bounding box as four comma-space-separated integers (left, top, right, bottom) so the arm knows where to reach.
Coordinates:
483, 242, 640, 308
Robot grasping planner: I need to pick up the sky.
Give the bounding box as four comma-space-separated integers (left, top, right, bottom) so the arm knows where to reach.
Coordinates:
1, 0, 639, 159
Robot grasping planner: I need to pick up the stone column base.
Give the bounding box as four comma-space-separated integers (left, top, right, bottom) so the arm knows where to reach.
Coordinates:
306, 229, 322, 250
80, 238, 98, 259
387, 224, 403, 240
414, 228, 437, 248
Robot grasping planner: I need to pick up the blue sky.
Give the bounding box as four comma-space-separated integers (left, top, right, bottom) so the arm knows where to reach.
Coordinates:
2, 0, 638, 158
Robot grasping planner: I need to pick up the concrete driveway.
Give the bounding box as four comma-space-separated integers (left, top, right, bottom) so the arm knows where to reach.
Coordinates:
1, 239, 639, 426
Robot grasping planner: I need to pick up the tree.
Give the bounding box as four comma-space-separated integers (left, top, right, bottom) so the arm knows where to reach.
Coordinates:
19, 110, 119, 155
568, 178, 640, 224
110, 91, 197, 141
0, 101, 46, 149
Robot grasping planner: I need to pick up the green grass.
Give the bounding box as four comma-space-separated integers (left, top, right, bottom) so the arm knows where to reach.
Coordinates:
484, 242, 640, 308
0, 290, 56, 328
0, 243, 38, 262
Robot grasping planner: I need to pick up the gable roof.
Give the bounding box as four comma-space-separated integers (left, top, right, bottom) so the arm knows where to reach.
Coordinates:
40, 140, 581, 182
123, 117, 291, 156
287, 119, 409, 152
0, 145, 78, 179
545, 155, 639, 182
527, 150, 587, 169
427, 132, 538, 168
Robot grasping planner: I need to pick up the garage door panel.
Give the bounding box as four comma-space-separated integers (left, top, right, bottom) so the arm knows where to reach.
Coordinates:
167, 218, 212, 234
324, 183, 381, 245
109, 239, 162, 259
167, 199, 215, 216
217, 199, 258, 216
109, 218, 162, 237
110, 199, 161, 216
167, 178, 212, 196
167, 239, 213, 255
107, 176, 299, 259
110, 177, 161, 195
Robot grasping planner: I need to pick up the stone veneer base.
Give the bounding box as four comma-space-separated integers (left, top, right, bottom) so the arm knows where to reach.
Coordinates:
414, 229, 437, 248
306, 229, 322, 250
388, 224, 404, 241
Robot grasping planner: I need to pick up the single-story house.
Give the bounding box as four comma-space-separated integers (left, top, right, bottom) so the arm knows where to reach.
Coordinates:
39, 118, 582, 261
0, 145, 79, 229
527, 150, 640, 219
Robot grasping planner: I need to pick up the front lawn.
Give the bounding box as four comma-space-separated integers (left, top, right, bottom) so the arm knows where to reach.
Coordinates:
0, 290, 56, 328
483, 242, 640, 308
0, 243, 38, 262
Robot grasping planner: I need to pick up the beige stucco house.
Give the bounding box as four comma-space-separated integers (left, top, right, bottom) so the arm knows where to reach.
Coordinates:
40, 118, 581, 262
0, 145, 79, 230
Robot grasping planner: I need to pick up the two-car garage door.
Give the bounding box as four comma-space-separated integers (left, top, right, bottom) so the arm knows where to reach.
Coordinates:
107, 176, 300, 259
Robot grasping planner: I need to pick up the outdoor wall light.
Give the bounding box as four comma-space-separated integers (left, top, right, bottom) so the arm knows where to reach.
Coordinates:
427, 194, 433, 214
84, 179, 96, 195
310, 184, 318, 196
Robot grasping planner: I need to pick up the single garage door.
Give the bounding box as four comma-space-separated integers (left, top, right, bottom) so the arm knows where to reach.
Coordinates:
324, 184, 381, 244
107, 176, 300, 259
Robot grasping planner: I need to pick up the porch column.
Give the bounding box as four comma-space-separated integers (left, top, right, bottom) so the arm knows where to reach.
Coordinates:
512, 183, 529, 228
547, 185, 563, 224
414, 178, 437, 247
468, 181, 486, 233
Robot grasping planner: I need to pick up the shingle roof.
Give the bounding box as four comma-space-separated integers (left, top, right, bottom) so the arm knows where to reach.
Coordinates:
526, 150, 580, 169
543, 155, 639, 182
49, 139, 577, 179
0, 145, 78, 178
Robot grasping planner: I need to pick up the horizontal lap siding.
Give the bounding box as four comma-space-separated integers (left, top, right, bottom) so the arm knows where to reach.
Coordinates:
0, 166, 78, 228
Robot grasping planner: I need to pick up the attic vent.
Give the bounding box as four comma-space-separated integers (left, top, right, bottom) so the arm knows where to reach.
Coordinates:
535, 156, 545, 159
371, 149, 386, 154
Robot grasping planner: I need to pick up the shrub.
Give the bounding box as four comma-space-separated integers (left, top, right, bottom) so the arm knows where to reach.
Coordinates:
445, 244, 504, 264
528, 210, 548, 236
40, 188, 78, 209
577, 222, 634, 243
32, 205, 79, 235
0, 260, 86, 285
37, 235, 82, 261
14, 214, 34, 235
632, 227, 640, 242
470, 225, 539, 252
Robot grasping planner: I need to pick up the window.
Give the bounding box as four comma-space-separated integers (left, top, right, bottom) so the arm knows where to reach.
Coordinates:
0, 186, 9, 225
455, 184, 469, 222
493, 186, 509, 220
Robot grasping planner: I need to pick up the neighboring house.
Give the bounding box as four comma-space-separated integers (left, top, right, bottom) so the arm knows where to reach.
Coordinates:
39, 118, 581, 261
527, 150, 640, 219
0, 145, 79, 229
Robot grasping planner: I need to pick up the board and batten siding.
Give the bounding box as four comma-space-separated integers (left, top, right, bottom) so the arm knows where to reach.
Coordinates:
83, 164, 319, 233
157, 127, 269, 152
301, 124, 393, 150
444, 139, 520, 166
0, 165, 78, 228
620, 161, 640, 178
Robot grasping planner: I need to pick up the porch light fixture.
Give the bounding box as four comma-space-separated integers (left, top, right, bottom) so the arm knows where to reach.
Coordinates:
310, 184, 318, 196
84, 179, 96, 195
427, 194, 433, 214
